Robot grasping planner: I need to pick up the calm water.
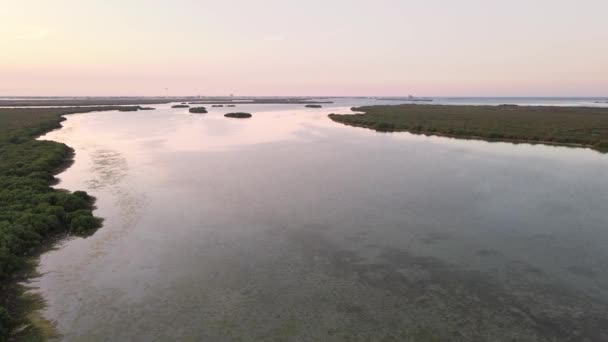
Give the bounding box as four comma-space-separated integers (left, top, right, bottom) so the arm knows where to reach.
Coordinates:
35, 99, 608, 341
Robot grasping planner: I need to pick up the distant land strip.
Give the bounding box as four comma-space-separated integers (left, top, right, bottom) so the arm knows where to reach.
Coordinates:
188, 99, 333, 105
0, 98, 184, 107
328, 104, 608, 152
0, 97, 333, 107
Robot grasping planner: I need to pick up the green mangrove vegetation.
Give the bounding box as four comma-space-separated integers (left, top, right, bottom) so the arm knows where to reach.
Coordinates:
171, 104, 190, 108
117, 106, 156, 112
328, 104, 608, 151
305, 104, 322, 108
189, 107, 208, 114
117, 106, 140, 112
224, 112, 252, 119
0, 106, 130, 341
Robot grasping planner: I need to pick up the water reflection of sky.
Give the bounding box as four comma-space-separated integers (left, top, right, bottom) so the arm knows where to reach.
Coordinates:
35, 100, 608, 341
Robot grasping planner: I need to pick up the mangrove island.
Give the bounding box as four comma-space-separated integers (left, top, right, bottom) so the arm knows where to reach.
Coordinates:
117, 106, 156, 112
189, 107, 208, 114
224, 112, 252, 119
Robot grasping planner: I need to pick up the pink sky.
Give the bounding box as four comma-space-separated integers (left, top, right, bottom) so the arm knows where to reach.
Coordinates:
1, 0, 607, 96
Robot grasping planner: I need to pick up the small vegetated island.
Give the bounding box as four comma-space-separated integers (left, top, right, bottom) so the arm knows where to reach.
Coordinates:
171, 104, 190, 108
224, 112, 252, 119
305, 104, 322, 108
328, 104, 608, 152
189, 107, 207, 114
117, 106, 156, 112
0, 106, 146, 340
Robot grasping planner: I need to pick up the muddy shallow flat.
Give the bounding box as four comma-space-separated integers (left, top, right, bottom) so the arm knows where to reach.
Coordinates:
34, 99, 608, 341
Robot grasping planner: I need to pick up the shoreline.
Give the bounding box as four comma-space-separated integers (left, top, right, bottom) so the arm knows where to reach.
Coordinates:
328, 104, 608, 153
0, 106, 134, 341
331, 119, 593, 151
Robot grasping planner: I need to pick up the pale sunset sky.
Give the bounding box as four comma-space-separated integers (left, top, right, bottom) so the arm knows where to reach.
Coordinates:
1, 0, 607, 96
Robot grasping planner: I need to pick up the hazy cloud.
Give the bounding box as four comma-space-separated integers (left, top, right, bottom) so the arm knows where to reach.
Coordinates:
14, 26, 50, 40
262, 34, 285, 42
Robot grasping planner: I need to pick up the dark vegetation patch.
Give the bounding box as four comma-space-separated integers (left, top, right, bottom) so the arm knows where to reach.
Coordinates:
328, 104, 608, 152
226, 104, 236, 107
0, 106, 129, 340
305, 104, 322, 108
117, 106, 141, 112
189, 107, 208, 114
212, 105, 224, 107
171, 104, 190, 108
225, 112, 252, 119
117, 106, 156, 112
118, 106, 156, 112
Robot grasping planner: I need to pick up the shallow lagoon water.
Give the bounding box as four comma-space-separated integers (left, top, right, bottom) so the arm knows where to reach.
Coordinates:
35, 99, 608, 341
